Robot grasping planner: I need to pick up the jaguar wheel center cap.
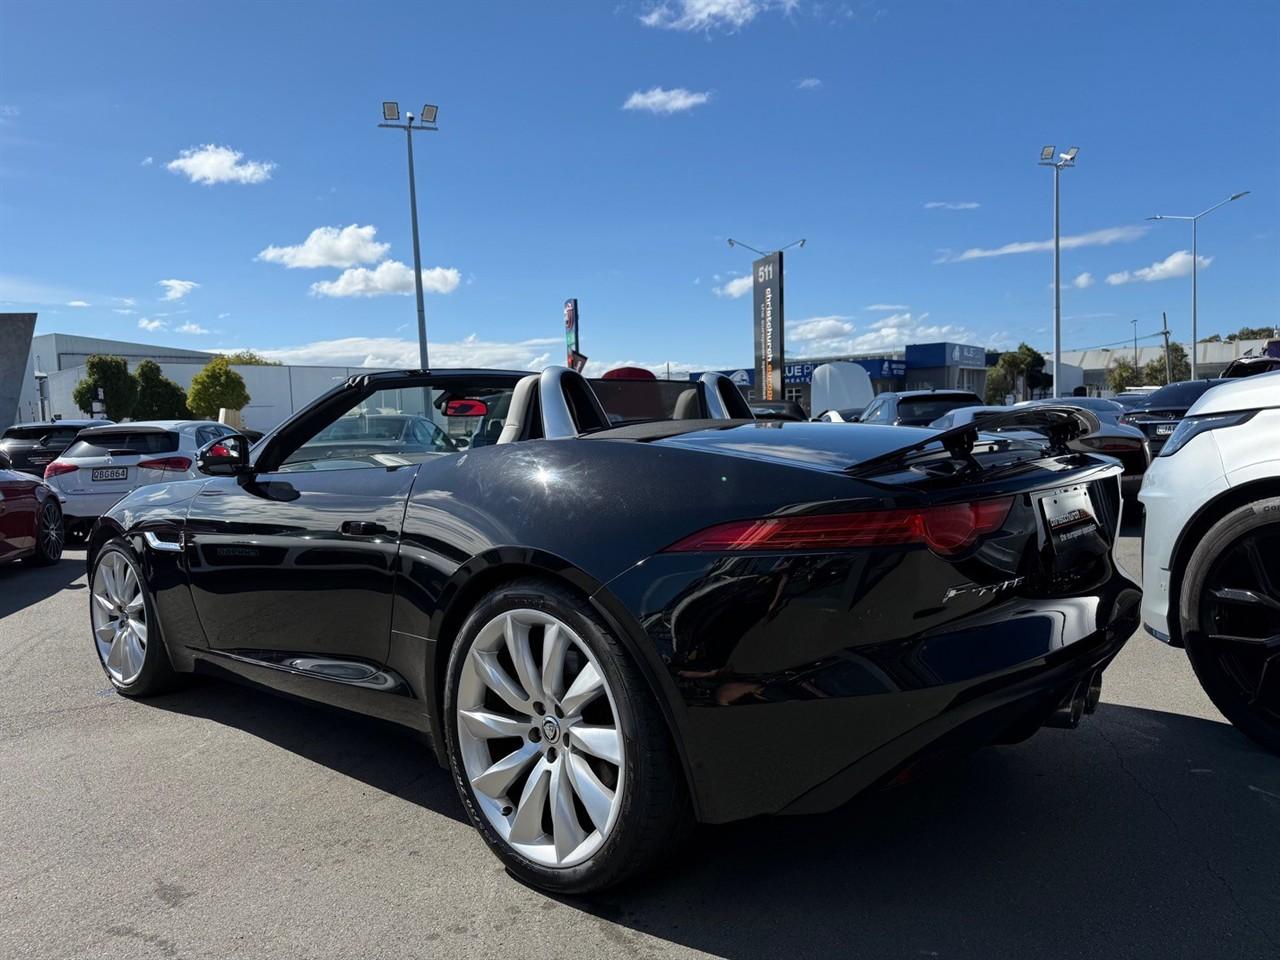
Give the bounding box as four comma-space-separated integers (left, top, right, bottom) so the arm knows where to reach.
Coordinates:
541, 717, 561, 744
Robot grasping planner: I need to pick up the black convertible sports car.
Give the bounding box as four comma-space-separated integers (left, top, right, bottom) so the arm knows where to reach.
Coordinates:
86, 367, 1140, 892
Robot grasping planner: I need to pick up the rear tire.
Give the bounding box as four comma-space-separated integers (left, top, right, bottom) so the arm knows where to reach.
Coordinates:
443, 577, 690, 893
28, 498, 64, 566
90, 541, 179, 697
1179, 500, 1280, 755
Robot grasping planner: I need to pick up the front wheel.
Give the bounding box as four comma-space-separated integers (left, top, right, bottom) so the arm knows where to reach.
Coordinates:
90, 541, 178, 697
444, 578, 689, 893
28, 498, 64, 566
1180, 500, 1280, 755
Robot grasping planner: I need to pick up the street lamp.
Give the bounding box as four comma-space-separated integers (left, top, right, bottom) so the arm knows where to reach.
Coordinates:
1147, 190, 1249, 379
726, 237, 806, 256
379, 100, 440, 370
1039, 145, 1078, 398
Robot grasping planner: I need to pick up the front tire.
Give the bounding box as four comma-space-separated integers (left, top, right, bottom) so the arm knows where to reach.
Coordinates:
29, 498, 64, 566
90, 541, 178, 697
444, 578, 689, 893
1179, 500, 1280, 755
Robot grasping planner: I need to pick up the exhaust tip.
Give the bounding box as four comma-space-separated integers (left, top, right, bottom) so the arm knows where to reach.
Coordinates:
1084, 670, 1103, 714
1046, 680, 1089, 729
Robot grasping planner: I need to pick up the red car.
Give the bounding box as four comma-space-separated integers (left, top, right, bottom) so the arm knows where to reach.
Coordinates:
0, 450, 64, 566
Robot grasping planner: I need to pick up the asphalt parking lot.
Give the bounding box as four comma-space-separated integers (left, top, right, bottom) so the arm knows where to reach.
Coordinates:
2, 527, 1278, 960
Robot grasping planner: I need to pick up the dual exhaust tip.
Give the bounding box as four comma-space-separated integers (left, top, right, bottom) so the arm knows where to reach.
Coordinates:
1046, 670, 1103, 729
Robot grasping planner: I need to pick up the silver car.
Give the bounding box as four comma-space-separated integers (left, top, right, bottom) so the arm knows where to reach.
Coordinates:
42, 420, 236, 536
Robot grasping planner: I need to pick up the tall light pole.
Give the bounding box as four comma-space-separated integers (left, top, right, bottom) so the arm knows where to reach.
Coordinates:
1039, 145, 1078, 398
379, 101, 439, 370
1147, 190, 1249, 380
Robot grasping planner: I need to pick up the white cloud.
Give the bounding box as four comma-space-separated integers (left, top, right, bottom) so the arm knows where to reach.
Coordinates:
113, 308, 136, 315
1106, 249, 1211, 285
158, 279, 200, 301
309, 260, 461, 298
713, 274, 753, 298
116, 297, 137, 307
217, 312, 231, 319
224, 333, 721, 380
796, 77, 822, 90
790, 315, 854, 341
865, 303, 909, 311
788, 311, 981, 358
622, 87, 711, 114
66, 300, 90, 308
137, 318, 167, 331
176, 321, 210, 335
923, 201, 980, 210
639, 0, 794, 32
166, 144, 275, 185
0, 105, 17, 124
938, 225, 1147, 263
1072, 272, 1095, 289
257, 224, 390, 269
141, 156, 153, 167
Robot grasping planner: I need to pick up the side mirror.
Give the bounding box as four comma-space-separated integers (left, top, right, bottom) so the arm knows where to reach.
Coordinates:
197, 434, 252, 477
444, 398, 488, 417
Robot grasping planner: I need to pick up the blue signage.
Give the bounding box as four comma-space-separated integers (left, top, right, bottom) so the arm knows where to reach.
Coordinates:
690, 359, 906, 386
905, 342, 987, 368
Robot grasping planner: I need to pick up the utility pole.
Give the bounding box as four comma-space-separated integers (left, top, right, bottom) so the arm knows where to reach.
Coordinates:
1039, 146, 1078, 398
1148, 190, 1250, 379
1161, 312, 1173, 384
379, 101, 440, 371
1131, 318, 1139, 367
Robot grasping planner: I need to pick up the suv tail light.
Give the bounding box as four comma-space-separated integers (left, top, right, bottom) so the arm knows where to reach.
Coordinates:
137, 456, 193, 472
44, 461, 78, 479
663, 497, 1014, 557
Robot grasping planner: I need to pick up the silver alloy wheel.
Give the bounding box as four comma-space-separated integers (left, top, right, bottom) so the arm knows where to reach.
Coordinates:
456, 608, 625, 868
38, 501, 63, 560
91, 550, 148, 685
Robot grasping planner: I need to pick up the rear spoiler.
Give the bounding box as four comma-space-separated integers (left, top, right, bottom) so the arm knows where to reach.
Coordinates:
846, 405, 1101, 478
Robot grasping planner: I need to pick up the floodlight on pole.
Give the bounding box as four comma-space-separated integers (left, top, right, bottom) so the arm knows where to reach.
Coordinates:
1038, 144, 1078, 398
379, 99, 442, 370
727, 237, 806, 257
1147, 189, 1250, 378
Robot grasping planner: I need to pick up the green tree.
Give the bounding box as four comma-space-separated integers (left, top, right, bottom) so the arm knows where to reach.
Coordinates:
1225, 326, 1278, 342
187, 356, 250, 419
987, 342, 1049, 402
1108, 357, 1142, 393
72, 355, 138, 420
1140, 342, 1192, 386
222, 350, 281, 366
132, 360, 190, 420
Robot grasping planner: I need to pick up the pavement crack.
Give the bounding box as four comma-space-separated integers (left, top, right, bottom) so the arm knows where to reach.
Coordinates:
1096, 723, 1279, 952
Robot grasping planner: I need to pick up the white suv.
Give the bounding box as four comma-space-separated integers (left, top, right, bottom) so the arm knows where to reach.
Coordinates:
1139, 370, 1280, 752
43, 420, 236, 537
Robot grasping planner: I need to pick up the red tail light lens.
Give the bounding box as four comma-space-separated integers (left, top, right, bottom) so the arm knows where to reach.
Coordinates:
664, 497, 1014, 556
44, 461, 78, 479
137, 456, 193, 472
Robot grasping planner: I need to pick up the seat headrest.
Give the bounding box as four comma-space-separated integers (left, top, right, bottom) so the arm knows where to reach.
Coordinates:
699, 372, 755, 419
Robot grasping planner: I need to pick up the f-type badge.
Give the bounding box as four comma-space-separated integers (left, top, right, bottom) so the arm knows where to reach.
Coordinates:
943, 576, 1026, 603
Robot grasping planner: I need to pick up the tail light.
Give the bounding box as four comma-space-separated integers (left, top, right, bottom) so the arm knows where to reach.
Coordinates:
663, 497, 1014, 557
44, 461, 78, 479
137, 456, 193, 472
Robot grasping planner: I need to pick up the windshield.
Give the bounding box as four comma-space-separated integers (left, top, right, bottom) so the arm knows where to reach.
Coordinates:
1142, 380, 1220, 410
64, 431, 179, 457
591, 379, 700, 424
897, 395, 981, 424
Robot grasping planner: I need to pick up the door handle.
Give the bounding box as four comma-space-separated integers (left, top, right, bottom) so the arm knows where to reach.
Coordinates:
340, 520, 388, 537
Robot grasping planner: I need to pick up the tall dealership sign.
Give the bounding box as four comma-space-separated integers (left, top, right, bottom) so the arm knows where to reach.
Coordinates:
564, 298, 588, 371
752, 252, 785, 401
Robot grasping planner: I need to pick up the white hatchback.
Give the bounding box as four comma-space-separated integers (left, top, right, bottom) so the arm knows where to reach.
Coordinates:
43, 420, 237, 535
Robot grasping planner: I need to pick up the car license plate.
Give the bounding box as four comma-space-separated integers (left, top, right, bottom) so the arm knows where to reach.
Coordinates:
1040, 485, 1097, 551
91, 467, 128, 481
1156, 423, 1176, 435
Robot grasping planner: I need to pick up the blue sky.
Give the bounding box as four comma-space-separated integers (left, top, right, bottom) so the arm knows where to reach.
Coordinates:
1, 0, 1276, 374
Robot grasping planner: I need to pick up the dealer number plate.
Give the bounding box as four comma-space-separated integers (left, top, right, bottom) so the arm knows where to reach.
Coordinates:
1156, 423, 1176, 435
1040, 486, 1097, 551
91, 467, 128, 481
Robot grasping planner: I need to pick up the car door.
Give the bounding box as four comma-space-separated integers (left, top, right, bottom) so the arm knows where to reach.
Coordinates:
183, 384, 433, 667
0, 471, 38, 560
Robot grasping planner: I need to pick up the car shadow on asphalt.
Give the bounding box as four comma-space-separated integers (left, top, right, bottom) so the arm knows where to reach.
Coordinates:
145, 676, 468, 824
559, 704, 1280, 960
0, 552, 85, 619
